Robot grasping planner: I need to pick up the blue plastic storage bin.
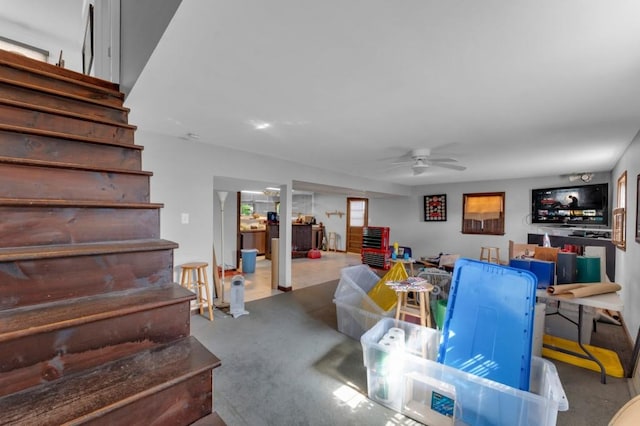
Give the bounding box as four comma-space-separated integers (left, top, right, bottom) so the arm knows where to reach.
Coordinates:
438, 258, 538, 391
509, 258, 555, 289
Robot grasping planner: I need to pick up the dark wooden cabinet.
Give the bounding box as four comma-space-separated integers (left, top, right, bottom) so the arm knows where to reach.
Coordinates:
311, 225, 324, 250
292, 224, 312, 252
241, 230, 266, 255
265, 224, 317, 259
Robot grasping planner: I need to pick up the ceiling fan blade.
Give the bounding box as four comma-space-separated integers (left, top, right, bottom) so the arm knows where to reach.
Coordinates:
377, 152, 413, 162
426, 157, 458, 163
391, 160, 415, 166
430, 162, 467, 171
382, 163, 406, 172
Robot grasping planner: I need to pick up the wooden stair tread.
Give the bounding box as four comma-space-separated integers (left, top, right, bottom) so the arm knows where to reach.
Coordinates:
0, 284, 195, 342
0, 51, 123, 98
0, 76, 130, 113
0, 198, 163, 209
0, 156, 153, 176
0, 336, 221, 425
0, 98, 136, 129
0, 123, 143, 150
191, 412, 228, 426
0, 238, 179, 262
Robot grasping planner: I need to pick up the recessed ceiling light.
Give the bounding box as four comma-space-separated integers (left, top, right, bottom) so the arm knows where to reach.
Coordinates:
248, 120, 272, 130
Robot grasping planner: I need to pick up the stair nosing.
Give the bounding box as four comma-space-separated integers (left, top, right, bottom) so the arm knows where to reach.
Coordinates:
0, 336, 220, 424
0, 124, 144, 150
0, 285, 194, 343
0, 198, 164, 209
0, 58, 124, 98
0, 239, 179, 262
0, 76, 130, 112
0, 98, 136, 130
69, 337, 222, 424
0, 156, 153, 176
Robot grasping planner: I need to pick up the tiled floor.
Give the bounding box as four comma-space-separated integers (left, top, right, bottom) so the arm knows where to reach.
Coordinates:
236, 251, 363, 302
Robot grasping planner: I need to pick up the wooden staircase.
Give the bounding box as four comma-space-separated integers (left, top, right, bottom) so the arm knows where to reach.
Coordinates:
0, 49, 224, 425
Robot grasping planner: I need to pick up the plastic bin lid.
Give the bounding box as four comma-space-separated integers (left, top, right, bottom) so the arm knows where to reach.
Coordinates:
437, 258, 537, 391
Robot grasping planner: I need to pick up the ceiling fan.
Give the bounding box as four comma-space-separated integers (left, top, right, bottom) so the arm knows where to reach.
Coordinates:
390, 148, 466, 175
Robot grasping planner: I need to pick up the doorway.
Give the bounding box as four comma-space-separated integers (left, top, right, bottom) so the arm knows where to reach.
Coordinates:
346, 197, 368, 253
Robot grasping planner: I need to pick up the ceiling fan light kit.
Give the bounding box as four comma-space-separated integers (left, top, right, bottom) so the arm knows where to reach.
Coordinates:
412, 160, 430, 175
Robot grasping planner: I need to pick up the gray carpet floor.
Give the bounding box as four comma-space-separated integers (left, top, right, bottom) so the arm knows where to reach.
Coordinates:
191, 280, 632, 425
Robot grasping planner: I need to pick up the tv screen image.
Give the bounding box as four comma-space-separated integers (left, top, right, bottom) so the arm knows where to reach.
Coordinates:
531, 183, 609, 226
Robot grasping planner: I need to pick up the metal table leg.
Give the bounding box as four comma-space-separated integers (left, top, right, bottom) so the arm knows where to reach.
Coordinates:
544, 304, 607, 383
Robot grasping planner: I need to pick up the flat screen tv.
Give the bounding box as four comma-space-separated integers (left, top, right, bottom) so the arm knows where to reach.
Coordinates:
531, 183, 609, 226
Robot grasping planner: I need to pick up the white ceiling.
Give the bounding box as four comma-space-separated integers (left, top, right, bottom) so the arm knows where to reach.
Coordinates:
126, 0, 640, 189
5, 1, 640, 191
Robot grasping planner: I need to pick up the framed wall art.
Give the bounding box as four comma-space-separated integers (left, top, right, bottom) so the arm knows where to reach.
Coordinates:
424, 194, 447, 221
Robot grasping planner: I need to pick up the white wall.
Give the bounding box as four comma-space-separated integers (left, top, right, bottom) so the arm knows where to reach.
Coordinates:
0, 1, 85, 72
139, 130, 411, 288
141, 128, 640, 362
612, 136, 640, 387
313, 193, 347, 251
369, 173, 611, 261
119, 0, 181, 93
142, 129, 621, 283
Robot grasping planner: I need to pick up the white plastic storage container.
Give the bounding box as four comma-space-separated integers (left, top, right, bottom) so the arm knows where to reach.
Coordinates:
333, 264, 395, 340
361, 318, 568, 426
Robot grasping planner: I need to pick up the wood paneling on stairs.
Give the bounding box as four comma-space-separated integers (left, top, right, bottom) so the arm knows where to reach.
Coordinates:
0, 49, 223, 424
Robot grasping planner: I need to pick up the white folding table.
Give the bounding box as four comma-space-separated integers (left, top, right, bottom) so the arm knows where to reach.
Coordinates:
536, 289, 623, 384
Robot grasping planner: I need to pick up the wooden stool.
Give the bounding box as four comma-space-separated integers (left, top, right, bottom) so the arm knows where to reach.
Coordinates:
179, 262, 214, 321
480, 246, 501, 264
388, 279, 434, 328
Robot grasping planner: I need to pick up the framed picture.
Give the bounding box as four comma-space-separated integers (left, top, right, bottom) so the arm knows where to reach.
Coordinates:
636, 174, 640, 243
612, 207, 626, 250
424, 194, 447, 221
